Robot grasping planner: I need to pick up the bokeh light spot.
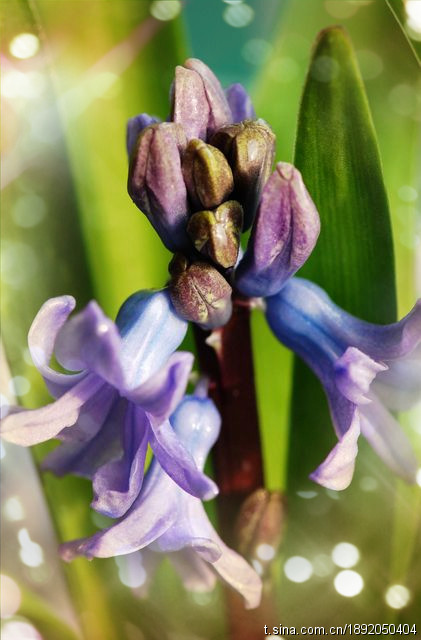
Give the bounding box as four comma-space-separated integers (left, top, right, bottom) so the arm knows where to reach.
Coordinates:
0, 575, 21, 618
256, 543, 276, 561
223, 3, 254, 28
416, 468, 421, 488
4, 497, 25, 522
242, 39, 272, 65
284, 556, 313, 583
9, 376, 31, 397
398, 185, 418, 203
18, 529, 44, 568
332, 542, 360, 568
324, 1, 359, 19
9, 33, 40, 59
385, 584, 411, 609
334, 570, 364, 597
388, 84, 417, 117
150, 0, 182, 21
2, 620, 42, 639
12, 194, 47, 229
355, 49, 383, 80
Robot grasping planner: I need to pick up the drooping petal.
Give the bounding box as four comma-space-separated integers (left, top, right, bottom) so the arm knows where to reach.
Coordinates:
236, 165, 320, 297
334, 347, 387, 405
211, 541, 262, 610
116, 288, 188, 388
309, 410, 360, 491
28, 295, 85, 398
91, 404, 149, 518
60, 464, 179, 560
125, 352, 193, 420
225, 83, 256, 122
169, 548, 218, 592
360, 395, 418, 483
54, 301, 125, 389
1, 374, 104, 446
42, 391, 122, 478
149, 419, 218, 500
373, 356, 421, 411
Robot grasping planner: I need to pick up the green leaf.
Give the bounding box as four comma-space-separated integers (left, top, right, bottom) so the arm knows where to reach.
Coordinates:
289, 25, 397, 483
294, 25, 396, 322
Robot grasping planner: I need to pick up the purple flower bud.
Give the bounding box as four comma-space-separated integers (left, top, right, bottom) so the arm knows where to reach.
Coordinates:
187, 201, 243, 269
225, 83, 256, 122
127, 122, 189, 252
235, 162, 321, 297
172, 58, 232, 140
181, 139, 234, 210
169, 255, 232, 329
210, 120, 275, 230
126, 113, 160, 158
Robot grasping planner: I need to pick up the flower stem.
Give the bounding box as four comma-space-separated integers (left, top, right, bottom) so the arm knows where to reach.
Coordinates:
194, 296, 279, 639
193, 296, 264, 539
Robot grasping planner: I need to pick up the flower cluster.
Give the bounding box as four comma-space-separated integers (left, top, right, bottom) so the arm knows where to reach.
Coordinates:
2, 58, 420, 610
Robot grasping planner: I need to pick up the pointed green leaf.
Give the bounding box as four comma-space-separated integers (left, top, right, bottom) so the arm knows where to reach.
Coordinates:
289, 26, 397, 486
295, 25, 396, 322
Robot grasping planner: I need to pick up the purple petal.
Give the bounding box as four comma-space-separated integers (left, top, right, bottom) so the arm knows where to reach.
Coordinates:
184, 58, 232, 137
124, 352, 193, 420
225, 83, 256, 122
360, 396, 418, 483
42, 390, 122, 477
373, 356, 421, 411
1, 374, 103, 446
126, 113, 160, 157
211, 542, 262, 610
54, 301, 125, 388
91, 404, 149, 517
169, 548, 217, 592
309, 411, 360, 490
28, 296, 85, 398
60, 469, 179, 560
171, 65, 210, 140
236, 164, 320, 297
149, 419, 218, 500
334, 347, 387, 405
173, 498, 261, 609
128, 122, 190, 252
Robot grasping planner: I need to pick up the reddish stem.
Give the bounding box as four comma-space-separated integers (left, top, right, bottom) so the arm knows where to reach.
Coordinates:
193, 296, 279, 640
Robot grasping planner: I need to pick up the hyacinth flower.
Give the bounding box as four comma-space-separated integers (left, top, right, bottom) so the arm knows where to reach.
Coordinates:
265, 277, 420, 490
127, 57, 320, 330
60, 390, 262, 610
1, 289, 219, 517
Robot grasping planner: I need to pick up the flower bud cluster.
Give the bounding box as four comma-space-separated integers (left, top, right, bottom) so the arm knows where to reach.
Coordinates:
127, 59, 320, 329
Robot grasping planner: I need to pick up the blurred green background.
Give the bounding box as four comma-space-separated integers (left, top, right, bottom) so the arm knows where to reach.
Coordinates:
1, 1, 420, 639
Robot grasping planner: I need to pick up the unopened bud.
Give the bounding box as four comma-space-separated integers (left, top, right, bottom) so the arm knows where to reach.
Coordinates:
235, 488, 286, 567
182, 139, 234, 210
172, 58, 232, 140
210, 120, 275, 230
235, 162, 321, 297
169, 255, 232, 329
128, 122, 189, 252
187, 200, 243, 268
